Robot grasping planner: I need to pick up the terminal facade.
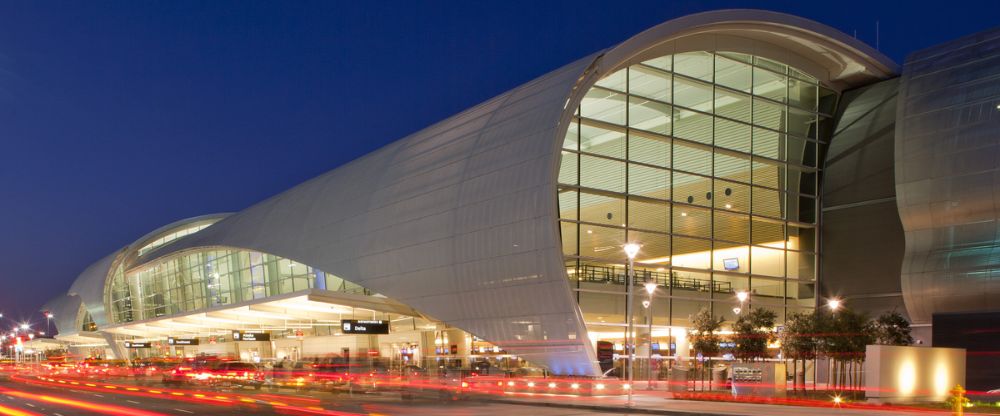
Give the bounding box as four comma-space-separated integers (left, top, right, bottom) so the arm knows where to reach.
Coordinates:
40, 10, 1000, 379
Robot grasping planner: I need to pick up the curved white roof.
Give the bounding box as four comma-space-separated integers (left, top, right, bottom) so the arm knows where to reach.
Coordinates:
107, 10, 896, 375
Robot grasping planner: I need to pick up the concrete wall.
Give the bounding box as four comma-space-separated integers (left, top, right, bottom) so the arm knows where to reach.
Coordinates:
820, 78, 907, 319
864, 345, 965, 402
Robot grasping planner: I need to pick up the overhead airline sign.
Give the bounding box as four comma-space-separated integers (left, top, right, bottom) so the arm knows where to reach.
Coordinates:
341, 320, 389, 334
123, 341, 151, 349
232, 330, 270, 342
167, 337, 199, 346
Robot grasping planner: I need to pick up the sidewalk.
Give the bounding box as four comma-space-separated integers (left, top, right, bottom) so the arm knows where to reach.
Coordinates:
489, 388, 953, 416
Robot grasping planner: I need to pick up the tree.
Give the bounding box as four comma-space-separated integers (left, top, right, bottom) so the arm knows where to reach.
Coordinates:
781, 311, 818, 392
732, 307, 777, 362
690, 307, 724, 358
689, 307, 724, 390
869, 310, 913, 346
816, 308, 871, 393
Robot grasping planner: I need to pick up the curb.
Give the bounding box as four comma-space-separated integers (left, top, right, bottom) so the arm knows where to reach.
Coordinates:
486, 398, 729, 415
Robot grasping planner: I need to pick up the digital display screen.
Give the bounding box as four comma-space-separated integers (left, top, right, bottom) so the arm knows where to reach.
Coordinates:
723, 258, 740, 271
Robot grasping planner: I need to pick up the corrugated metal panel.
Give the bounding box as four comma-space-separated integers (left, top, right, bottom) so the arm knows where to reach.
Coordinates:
896, 28, 1000, 323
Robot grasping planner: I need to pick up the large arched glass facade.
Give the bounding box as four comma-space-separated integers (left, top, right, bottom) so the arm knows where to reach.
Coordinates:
559, 51, 835, 332
107, 248, 369, 324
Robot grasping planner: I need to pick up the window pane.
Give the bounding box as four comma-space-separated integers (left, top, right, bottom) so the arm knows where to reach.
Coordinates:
751, 246, 785, 277
628, 199, 669, 233
594, 68, 626, 92
673, 109, 713, 145
786, 281, 815, 307
788, 77, 818, 112
673, 76, 713, 111
714, 152, 751, 184
629, 65, 670, 101
752, 127, 782, 159
558, 151, 577, 185
628, 133, 670, 168
787, 107, 816, 138
752, 98, 785, 131
628, 164, 669, 200
751, 219, 785, 246
714, 118, 751, 154
753, 66, 786, 102
752, 160, 785, 189
751, 187, 784, 219
672, 172, 712, 207
579, 191, 625, 226
714, 211, 749, 244
753, 277, 785, 299
560, 221, 578, 256
563, 120, 579, 150
558, 188, 578, 220
714, 180, 750, 212
672, 269, 712, 297
672, 205, 710, 238
715, 89, 752, 123
580, 154, 625, 192
579, 225, 626, 261
788, 251, 816, 280
715, 55, 752, 92
673, 51, 714, 82
673, 143, 713, 176
629, 96, 671, 134
581, 88, 626, 125
714, 273, 749, 297
580, 123, 625, 158
629, 230, 670, 264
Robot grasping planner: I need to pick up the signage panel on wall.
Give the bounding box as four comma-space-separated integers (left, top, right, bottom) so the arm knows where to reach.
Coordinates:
340, 320, 389, 334
167, 337, 199, 346
232, 330, 270, 341
123, 341, 151, 349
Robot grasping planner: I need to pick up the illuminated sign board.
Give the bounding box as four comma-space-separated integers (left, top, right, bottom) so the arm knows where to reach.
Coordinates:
123, 341, 151, 349
340, 320, 389, 335
167, 337, 199, 346
232, 330, 270, 342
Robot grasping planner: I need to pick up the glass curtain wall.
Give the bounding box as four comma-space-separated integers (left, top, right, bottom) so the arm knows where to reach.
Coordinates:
107, 249, 369, 324
559, 52, 833, 334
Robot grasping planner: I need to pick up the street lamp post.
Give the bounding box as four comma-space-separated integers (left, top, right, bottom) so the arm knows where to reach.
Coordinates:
644, 282, 657, 390
623, 243, 641, 408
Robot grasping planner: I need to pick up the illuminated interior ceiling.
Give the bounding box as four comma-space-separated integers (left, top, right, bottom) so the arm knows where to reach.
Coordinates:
101, 289, 425, 339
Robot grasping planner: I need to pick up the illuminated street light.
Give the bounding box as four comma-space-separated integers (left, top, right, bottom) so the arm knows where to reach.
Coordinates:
828, 298, 842, 311
622, 242, 641, 408
644, 282, 657, 295
19, 324, 28, 330
736, 291, 749, 303
733, 307, 742, 315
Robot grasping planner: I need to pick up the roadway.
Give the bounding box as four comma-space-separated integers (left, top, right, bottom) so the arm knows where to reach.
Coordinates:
0, 375, 630, 416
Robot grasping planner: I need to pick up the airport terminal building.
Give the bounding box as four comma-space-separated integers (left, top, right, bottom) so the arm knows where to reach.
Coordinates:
40, 10, 1000, 380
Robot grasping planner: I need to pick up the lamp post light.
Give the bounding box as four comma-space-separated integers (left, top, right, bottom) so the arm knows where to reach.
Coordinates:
19, 324, 28, 331
643, 282, 657, 390
828, 298, 842, 312
735, 291, 749, 316
623, 242, 641, 408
